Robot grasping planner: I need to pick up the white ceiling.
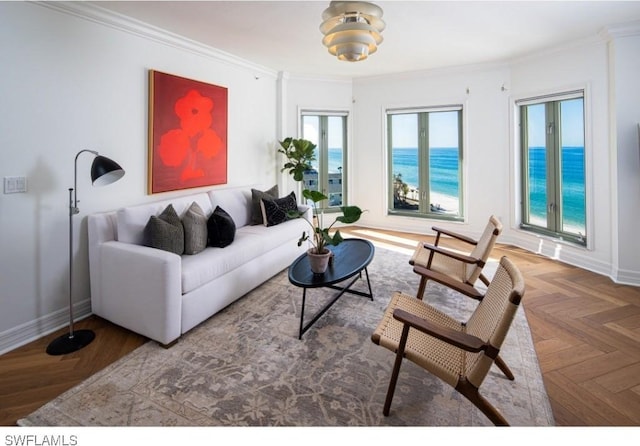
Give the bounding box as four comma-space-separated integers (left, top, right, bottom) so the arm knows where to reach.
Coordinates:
90, 1, 640, 78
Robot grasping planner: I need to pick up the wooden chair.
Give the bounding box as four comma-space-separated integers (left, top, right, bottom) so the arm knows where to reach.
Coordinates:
371, 256, 525, 426
409, 215, 503, 301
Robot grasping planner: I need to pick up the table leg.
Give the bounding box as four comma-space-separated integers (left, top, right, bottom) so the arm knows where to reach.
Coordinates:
298, 268, 374, 339
363, 267, 374, 301
299, 288, 307, 340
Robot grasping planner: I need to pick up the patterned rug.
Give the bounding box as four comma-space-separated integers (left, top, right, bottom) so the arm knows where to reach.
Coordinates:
18, 245, 554, 426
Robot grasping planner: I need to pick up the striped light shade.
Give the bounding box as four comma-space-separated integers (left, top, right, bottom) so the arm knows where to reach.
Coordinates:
320, 1, 385, 62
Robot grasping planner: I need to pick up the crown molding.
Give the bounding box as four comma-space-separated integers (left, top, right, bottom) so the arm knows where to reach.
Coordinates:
600, 20, 640, 40
34, 1, 279, 79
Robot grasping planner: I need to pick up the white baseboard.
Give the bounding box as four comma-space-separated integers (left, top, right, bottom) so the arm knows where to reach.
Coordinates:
503, 232, 640, 287
611, 267, 640, 287
0, 299, 92, 356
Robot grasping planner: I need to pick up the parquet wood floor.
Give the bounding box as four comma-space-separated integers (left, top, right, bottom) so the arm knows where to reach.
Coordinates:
1, 226, 638, 426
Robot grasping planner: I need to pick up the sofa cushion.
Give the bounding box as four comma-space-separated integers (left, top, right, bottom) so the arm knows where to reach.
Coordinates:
117, 193, 212, 245
250, 185, 278, 225
209, 187, 252, 229
182, 202, 208, 255
207, 206, 236, 248
143, 204, 184, 255
181, 217, 308, 294
260, 191, 298, 227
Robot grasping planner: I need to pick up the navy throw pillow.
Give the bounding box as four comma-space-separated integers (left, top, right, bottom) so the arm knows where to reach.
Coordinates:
207, 206, 236, 248
260, 191, 298, 227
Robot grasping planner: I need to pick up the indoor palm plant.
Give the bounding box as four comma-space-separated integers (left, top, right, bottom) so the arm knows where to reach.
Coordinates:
289, 189, 364, 274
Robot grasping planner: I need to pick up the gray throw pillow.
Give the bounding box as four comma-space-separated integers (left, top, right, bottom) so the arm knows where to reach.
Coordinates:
250, 185, 278, 225
182, 202, 208, 255
260, 191, 298, 227
143, 204, 184, 255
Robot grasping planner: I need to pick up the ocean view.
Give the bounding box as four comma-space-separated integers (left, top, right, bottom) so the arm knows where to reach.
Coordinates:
329, 146, 585, 232
528, 146, 585, 233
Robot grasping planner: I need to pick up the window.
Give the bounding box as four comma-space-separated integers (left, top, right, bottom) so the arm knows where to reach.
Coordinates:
301, 112, 348, 210
387, 106, 463, 220
519, 91, 586, 245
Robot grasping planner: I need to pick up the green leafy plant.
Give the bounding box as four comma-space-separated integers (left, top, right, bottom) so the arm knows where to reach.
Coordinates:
289, 189, 364, 254
277, 137, 317, 182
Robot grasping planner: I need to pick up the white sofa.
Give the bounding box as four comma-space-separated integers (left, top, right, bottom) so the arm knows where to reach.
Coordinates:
87, 185, 311, 346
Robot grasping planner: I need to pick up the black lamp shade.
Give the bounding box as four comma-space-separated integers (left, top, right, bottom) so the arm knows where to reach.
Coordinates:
91, 155, 125, 186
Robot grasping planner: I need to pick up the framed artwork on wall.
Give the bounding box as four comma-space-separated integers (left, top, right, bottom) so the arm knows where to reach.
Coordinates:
148, 70, 228, 194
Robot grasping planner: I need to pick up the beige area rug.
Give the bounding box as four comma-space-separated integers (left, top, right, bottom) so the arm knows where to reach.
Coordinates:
19, 246, 554, 426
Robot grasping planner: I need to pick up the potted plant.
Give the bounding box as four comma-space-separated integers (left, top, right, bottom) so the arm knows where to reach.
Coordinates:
277, 137, 316, 182
289, 189, 364, 274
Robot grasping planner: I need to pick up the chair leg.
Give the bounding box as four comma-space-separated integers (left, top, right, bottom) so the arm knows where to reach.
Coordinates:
456, 378, 509, 426
495, 355, 515, 381
383, 324, 410, 416
415, 276, 428, 301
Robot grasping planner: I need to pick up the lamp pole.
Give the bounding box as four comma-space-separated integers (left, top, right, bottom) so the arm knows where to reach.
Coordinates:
66, 150, 97, 340
46, 150, 124, 355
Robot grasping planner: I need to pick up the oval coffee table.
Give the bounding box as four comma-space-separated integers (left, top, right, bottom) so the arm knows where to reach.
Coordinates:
288, 238, 375, 339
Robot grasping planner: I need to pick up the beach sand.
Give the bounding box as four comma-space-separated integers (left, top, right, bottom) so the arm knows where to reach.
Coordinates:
429, 191, 459, 213
404, 189, 459, 213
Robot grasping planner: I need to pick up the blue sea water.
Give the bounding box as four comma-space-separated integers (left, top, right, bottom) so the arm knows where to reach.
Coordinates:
330, 146, 585, 230
389, 148, 460, 198
528, 146, 585, 231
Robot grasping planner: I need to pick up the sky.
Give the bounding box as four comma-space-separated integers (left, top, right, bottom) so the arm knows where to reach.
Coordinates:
527, 98, 585, 147
305, 112, 460, 149
305, 98, 584, 150
391, 111, 459, 148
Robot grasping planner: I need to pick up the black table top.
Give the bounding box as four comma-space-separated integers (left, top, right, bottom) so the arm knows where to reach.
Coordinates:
288, 238, 375, 288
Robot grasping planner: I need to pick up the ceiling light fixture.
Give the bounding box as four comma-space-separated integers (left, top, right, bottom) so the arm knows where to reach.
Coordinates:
320, 1, 385, 63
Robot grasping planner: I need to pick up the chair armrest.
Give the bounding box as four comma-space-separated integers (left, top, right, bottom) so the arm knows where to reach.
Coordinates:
432, 226, 478, 246
421, 242, 482, 265
392, 308, 486, 353
413, 265, 484, 300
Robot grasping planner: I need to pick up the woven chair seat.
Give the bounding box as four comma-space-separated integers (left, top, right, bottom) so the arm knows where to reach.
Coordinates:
372, 292, 464, 387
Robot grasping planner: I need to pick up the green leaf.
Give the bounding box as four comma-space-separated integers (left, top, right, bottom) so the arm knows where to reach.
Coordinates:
336, 206, 363, 224
278, 138, 317, 183
327, 230, 344, 246
297, 230, 309, 247
287, 209, 303, 219
302, 189, 328, 203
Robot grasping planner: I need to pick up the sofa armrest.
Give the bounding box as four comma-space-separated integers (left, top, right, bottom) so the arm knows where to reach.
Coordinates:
95, 241, 182, 345
298, 204, 312, 223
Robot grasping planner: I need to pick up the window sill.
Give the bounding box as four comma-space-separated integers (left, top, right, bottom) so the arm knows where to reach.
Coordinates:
519, 224, 587, 249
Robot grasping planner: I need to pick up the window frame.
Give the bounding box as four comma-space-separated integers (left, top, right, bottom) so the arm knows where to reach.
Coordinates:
300, 109, 349, 212
385, 105, 465, 222
517, 89, 588, 246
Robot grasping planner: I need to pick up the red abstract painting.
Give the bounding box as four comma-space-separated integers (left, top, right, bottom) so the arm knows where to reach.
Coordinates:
148, 70, 228, 194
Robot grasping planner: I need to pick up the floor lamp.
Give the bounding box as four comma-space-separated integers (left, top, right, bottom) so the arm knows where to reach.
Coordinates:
46, 150, 125, 356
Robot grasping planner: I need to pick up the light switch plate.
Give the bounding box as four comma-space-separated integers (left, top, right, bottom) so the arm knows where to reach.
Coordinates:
4, 176, 27, 194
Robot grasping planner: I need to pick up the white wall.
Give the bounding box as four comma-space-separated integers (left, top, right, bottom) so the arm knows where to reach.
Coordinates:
345, 35, 640, 283
277, 75, 353, 196
610, 33, 640, 284
351, 65, 512, 239
507, 40, 615, 278
0, 2, 279, 353
508, 33, 640, 284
